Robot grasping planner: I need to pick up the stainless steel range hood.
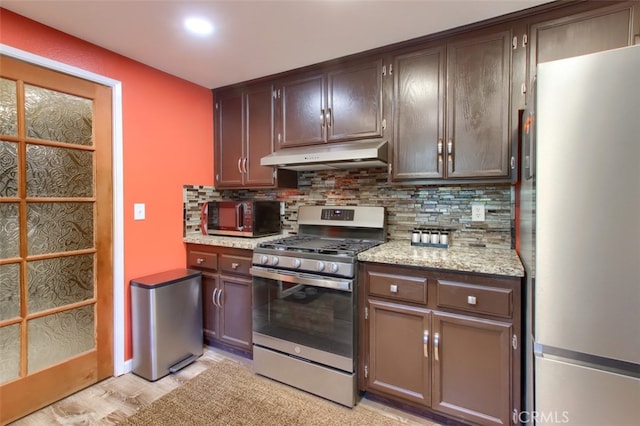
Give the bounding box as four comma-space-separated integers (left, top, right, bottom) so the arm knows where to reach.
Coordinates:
260, 139, 388, 171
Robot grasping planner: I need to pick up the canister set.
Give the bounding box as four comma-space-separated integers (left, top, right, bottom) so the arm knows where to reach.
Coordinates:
410, 228, 451, 248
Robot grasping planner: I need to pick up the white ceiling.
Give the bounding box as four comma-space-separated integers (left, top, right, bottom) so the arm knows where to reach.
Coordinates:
2, 0, 551, 89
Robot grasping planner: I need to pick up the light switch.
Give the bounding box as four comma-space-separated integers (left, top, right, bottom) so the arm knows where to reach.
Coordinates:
134, 203, 145, 220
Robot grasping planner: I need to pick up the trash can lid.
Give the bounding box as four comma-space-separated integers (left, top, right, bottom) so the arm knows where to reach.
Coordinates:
130, 268, 201, 289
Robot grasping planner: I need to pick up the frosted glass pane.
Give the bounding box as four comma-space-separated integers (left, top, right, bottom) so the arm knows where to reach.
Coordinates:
0, 263, 20, 321
27, 202, 93, 255
0, 324, 20, 384
25, 84, 92, 145
28, 254, 94, 314
0, 203, 20, 259
0, 78, 17, 136
26, 145, 93, 197
28, 305, 94, 373
0, 141, 18, 197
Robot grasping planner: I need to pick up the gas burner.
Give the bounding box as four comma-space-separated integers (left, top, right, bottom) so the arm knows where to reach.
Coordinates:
259, 236, 380, 256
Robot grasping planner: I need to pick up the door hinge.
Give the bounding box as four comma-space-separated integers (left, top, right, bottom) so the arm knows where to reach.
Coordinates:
512, 36, 518, 50
512, 334, 518, 350
522, 33, 528, 47
364, 365, 368, 378
382, 118, 387, 130
364, 307, 368, 320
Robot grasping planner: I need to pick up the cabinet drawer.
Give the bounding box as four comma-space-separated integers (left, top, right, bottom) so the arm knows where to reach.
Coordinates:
187, 250, 218, 272
368, 271, 427, 304
220, 254, 252, 276
436, 280, 512, 318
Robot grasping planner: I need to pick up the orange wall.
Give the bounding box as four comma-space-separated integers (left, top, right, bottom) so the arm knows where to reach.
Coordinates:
1, 9, 214, 360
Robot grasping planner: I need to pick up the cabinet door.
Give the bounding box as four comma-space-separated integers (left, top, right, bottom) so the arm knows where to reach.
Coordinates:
528, 1, 639, 102
432, 312, 512, 426
245, 84, 276, 186
326, 59, 383, 142
391, 45, 445, 180
218, 274, 252, 351
367, 299, 431, 406
446, 28, 511, 179
279, 73, 325, 147
214, 89, 244, 187
201, 273, 219, 343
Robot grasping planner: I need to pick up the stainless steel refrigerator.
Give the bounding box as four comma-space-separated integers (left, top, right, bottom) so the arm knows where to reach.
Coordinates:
519, 45, 640, 425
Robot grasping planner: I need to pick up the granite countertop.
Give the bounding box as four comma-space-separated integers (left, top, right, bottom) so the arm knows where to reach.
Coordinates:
184, 234, 524, 277
357, 240, 524, 278
183, 233, 286, 250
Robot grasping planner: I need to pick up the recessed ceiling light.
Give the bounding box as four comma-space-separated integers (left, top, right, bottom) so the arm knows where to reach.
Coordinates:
184, 17, 214, 36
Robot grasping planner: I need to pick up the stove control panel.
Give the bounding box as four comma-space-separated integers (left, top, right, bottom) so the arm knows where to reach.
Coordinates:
321, 208, 354, 221
252, 253, 354, 278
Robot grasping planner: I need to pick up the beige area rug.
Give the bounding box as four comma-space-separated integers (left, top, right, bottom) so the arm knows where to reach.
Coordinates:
119, 359, 403, 425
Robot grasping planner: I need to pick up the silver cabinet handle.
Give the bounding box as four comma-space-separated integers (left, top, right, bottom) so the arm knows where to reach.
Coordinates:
467, 295, 477, 305
326, 108, 332, 127
437, 139, 443, 154
237, 157, 243, 174
231, 262, 239, 270
216, 288, 223, 308
212, 288, 219, 307
434, 332, 440, 361
389, 284, 398, 294
447, 139, 453, 154
423, 330, 429, 358
197, 257, 205, 265
320, 109, 325, 126
242, 157, 248, 173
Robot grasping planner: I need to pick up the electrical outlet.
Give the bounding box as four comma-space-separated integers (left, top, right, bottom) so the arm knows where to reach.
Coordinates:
134, 203, 145, 220
471, 204, 485, 222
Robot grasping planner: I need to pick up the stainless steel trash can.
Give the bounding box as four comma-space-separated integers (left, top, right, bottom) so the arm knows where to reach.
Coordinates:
131, 268, 203, 381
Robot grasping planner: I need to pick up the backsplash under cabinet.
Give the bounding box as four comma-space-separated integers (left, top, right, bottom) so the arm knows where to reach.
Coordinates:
184, 167, 514, 249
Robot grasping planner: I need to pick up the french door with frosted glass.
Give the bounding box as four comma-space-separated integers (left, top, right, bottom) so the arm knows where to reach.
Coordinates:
0, 55, 113, 424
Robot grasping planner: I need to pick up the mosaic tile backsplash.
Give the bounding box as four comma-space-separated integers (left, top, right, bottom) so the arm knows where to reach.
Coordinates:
184, 167, 515, 249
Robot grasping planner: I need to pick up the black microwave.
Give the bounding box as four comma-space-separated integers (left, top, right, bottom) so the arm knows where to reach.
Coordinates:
201, 200, 281, 237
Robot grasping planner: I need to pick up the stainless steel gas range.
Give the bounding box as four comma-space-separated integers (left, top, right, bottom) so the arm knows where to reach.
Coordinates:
250, 205, 386, 407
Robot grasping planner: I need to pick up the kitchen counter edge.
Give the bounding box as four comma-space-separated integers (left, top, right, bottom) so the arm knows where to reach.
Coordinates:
183, 233, 286, 250
357, 240, 524, 278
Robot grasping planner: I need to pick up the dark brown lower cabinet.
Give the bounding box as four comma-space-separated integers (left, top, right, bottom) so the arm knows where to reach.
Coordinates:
360, 262, 521, 426
187, 244, 253, 353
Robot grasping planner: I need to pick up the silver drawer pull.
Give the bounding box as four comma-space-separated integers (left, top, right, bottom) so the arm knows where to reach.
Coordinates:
231, 262, 239, 270
390, 284, 398, 294
197, 258, 205, 265
467, 295, 477, 305
434, 332, 440, 361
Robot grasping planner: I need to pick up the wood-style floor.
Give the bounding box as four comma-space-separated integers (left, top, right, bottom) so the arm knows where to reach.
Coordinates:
9, 346, 438, 425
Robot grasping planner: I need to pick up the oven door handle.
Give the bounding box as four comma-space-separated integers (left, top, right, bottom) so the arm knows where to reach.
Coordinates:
250, 267, 352, 292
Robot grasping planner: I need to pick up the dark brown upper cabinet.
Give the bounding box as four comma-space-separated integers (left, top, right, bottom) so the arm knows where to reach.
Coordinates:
214, 83, 296, 189
275, 58, 384, 149
389, 26, 513, 183
526, 1, 640, 106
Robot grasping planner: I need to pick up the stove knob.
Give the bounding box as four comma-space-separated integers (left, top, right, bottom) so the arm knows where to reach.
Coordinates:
270, 256, 279, 266
329, 263, 339, 273
260, 255, 269, 265
292, 258, 302, 269
317, 261, 326, 272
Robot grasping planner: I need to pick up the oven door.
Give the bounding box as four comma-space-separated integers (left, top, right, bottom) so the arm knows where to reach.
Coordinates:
250, 266, 355, 372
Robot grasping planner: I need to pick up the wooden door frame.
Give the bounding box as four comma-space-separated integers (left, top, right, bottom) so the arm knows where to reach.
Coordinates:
0, 43, 127, 377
